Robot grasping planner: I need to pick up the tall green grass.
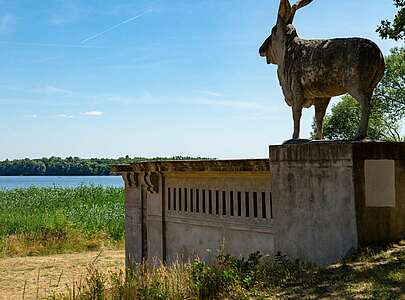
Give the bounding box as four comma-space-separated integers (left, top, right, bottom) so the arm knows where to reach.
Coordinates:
0, 186, 124, 256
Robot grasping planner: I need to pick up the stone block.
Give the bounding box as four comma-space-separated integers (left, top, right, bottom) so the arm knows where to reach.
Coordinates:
270, 141, 405, 265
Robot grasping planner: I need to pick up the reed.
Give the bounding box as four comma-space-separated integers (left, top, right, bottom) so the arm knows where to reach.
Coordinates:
0, 186, 124, 257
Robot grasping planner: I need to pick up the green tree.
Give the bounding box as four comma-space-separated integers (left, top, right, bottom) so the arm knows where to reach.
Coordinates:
312, 47, 405, 141
0, 156, 213, 176
375, 48, 405, 121
377, 0, 405, 40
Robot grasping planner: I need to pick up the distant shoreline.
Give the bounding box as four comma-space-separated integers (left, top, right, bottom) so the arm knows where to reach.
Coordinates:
0, 174, 119, 176
0, 156, 211, 176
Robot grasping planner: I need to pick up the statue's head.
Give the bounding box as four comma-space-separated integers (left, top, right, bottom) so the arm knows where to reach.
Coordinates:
259, 0, 313, 65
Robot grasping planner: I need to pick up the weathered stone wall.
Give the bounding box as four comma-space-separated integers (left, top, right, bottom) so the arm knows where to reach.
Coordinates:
122, 173, 143, 265
113, 143, 405, 267
113, 160, 273, 266
164, 174, 273, 262
269, 143, 358, 265
269, 141, 405, 265
351, 142, 405, 244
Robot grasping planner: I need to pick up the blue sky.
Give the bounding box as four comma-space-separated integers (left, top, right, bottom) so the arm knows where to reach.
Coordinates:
0, 0, 402, 160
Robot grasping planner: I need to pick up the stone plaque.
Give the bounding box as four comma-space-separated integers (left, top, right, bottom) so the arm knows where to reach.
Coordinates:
365, 160, 396, 207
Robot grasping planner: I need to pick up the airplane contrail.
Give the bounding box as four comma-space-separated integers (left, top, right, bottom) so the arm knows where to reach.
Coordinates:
0, 41, 106, 48
81, 10, 151, 44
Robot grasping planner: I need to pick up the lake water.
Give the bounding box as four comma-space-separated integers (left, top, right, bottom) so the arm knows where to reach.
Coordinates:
0, 176, 124, 189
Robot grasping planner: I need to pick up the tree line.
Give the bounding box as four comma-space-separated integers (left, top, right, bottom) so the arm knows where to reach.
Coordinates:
0, 156, 211, 176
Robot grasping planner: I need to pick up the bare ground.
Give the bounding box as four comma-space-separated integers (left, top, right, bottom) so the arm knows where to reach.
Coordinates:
0, 250, 124, 300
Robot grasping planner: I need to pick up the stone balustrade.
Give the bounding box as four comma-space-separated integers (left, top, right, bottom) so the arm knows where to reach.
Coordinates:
112, 159, 273, 265
113, 141, 405, 266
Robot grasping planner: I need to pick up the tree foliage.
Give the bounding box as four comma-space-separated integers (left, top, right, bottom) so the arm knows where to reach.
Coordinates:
318, 95, 401, 141
375, 47, 405, 121
0, 156, 212, 176
312, 47, 405, 141
377, 0, 405, 40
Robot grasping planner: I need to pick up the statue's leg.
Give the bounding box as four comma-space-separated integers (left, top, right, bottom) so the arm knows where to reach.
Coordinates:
291, 83, 305, 139
314, 98, 331, 140
351, 91, 371, 140
355, 99, 370, 140
292, 104, 303, 139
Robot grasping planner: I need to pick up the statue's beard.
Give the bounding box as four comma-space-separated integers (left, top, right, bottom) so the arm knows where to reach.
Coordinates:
267, 51, 277, 64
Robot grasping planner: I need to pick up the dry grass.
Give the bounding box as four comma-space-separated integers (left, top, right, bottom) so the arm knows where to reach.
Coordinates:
0, 231, 123, 258
0, 250, 124, 300
277, 241, 405, 299
50, 241, 405, 300
1, 242, 404, 299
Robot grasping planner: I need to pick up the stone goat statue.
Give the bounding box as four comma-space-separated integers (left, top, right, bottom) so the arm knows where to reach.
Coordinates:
259, 0, 385, 140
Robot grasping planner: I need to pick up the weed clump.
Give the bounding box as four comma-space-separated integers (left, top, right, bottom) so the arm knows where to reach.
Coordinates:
47, 242, 405, 299
47, 252, 316, 300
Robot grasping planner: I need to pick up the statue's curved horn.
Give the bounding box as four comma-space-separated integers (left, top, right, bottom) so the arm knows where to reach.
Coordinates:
278, 0, 292, 20
295, 0, 314, 10
287, 0, 314, 24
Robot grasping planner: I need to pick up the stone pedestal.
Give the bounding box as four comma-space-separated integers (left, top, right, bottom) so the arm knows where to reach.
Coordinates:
270, 141, 405, 265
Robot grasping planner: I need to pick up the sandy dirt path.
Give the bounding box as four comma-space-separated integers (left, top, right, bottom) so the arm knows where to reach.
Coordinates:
0, 250, 125, 300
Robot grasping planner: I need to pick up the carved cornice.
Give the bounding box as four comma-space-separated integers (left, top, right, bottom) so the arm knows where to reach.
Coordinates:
270, 141, 405, 162
121, 171, 160, 194
112, 159, 270, 174
122, 172, 140, 189
143, 172, 160, 194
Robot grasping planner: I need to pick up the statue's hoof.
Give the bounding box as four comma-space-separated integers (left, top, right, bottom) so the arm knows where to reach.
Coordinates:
353, 135, 367, 141
283, 138, 312, 145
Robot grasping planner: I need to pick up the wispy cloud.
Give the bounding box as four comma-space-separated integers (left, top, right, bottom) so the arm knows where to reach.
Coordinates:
194, 90, 224, 97
50, 14, 77, 26
32, 85, 74, 95
0, 41, 108, 49
55, 114, 74, 118
0, 84, 73, 95
0, 13, 16, 33
81, 9, 152, 44
195, 98, 280, 114
106, 58, 179, 70
0, 84, 74, 96
83, 111, 104, 117
23, 114, 38, 119
1, 82, 162, 106
49, 0, 85, 25
22, 56, 63, 66
188, 89, 280, 114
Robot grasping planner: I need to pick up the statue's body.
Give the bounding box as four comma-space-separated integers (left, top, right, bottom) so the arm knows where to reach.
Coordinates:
259, 0, 385, 140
